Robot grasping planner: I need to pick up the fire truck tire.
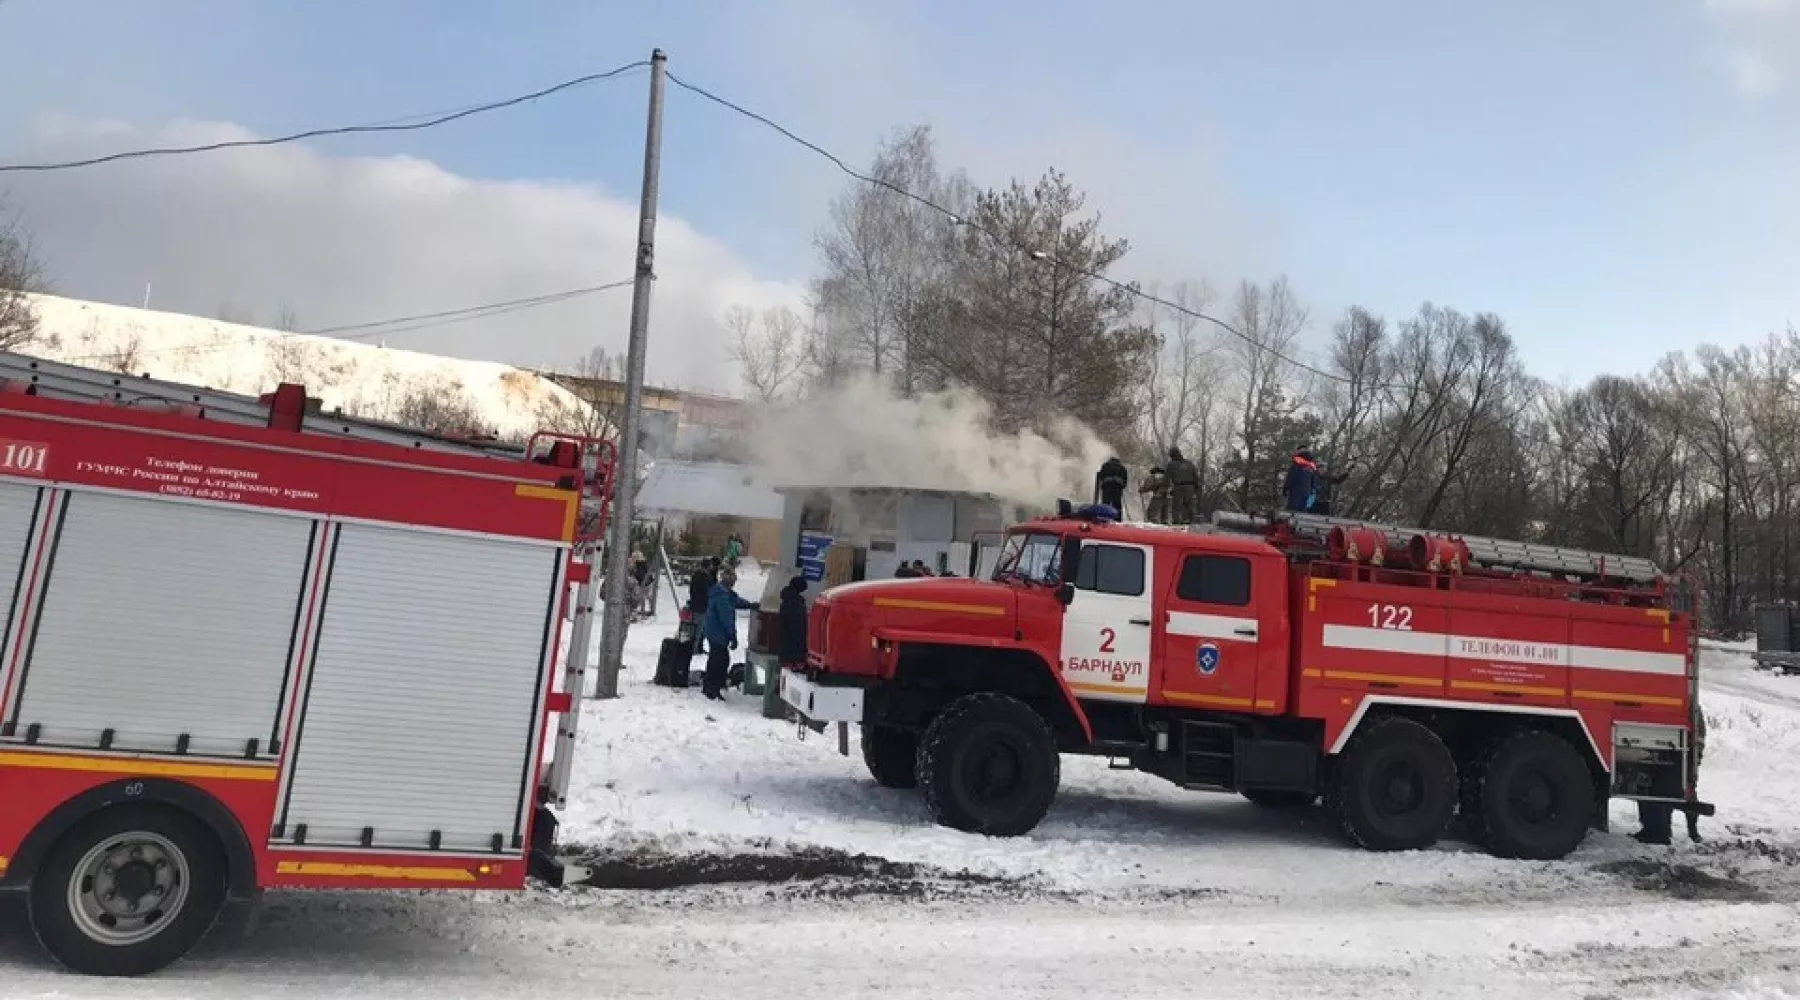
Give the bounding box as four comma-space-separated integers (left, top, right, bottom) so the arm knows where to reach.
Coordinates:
1327, 716, 1458, 852
917, 693, 1060, 837
27, 805, 227, 977
861, 725, 919, 788
1463, 729, 1594, 860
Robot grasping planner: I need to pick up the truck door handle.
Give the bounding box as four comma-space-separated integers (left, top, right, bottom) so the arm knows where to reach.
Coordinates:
1129, 618, 1151, 626
1233, 627, 1258, 638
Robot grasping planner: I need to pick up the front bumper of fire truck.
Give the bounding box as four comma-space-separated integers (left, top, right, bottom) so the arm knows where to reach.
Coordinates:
779, 667, 867, 754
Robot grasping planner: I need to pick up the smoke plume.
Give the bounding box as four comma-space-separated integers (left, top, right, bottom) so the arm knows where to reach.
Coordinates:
743, 374, 1114, 506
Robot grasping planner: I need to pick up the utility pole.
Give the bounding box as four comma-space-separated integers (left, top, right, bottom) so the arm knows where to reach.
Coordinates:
593, 48, 666, 699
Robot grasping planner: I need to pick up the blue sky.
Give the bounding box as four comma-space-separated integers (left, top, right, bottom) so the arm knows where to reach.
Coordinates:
0, 0, 1795, 387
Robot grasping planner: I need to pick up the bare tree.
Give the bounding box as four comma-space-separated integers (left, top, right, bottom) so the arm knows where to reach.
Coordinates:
273, 302, 301, 333
1223, 277, 1310, 508
726, 304, 807, 402
1142, 280, 1226, 468
536, 346, 624, 441
814, 124, 970, 393
0, 201, 46, 349
392, 375, 491, 438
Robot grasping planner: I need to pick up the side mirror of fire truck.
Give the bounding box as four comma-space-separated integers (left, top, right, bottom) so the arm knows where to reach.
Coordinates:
1056, 535, 1081, 607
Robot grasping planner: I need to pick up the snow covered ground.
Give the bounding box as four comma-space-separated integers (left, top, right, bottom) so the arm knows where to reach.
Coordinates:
4, 566, 1800, 997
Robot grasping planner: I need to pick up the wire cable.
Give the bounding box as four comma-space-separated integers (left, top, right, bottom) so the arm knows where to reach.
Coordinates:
305, 280, 635, 339
0, 62, 651, 173
665, 70, 1357, 388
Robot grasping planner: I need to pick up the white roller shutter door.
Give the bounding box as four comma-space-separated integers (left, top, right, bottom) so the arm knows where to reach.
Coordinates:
0, 481, 45, 719
279, 523, 561, 853
9, 490, 315, 755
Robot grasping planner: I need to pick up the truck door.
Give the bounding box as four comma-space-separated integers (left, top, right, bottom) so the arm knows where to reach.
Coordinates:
1058, 541, 1155, 703
1156, 548, 1284, 713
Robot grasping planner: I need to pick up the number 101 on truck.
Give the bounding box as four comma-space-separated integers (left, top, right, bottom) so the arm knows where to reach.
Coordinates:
0, 354, 613, 976
780, 502, 1711, 860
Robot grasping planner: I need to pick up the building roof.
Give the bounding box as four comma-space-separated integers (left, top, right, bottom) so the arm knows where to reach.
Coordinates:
771, 483, 1003, 502
637, 459, 783, 520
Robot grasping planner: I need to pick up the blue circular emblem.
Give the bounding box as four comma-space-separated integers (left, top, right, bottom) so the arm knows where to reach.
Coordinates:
1196, 643, 1221, 676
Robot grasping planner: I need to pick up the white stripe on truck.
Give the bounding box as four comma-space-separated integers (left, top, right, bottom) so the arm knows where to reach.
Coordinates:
1319, 625, 1686, 677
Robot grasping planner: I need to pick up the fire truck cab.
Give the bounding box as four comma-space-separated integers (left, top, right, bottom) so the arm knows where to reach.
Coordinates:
781, 503, 1712, 861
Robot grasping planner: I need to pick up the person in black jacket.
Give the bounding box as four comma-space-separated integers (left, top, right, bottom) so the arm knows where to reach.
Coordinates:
687, 557, 717, 654
1165, 447, 1200, 523
1094, 457, 1128, 511
778, 576, 809, 668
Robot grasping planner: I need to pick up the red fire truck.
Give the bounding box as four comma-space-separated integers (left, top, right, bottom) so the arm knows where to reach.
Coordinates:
780, 502, 1711, 860
0, 354, 612, 976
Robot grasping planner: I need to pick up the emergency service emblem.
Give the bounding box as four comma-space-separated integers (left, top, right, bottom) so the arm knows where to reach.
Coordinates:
1196, 643, 1221, 676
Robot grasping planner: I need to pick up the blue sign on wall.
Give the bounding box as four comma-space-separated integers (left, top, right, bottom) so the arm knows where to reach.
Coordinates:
797, 531, 832, 582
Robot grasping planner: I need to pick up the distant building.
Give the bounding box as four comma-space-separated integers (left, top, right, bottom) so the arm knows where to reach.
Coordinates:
775, 484, 1029, 589
537, 370, 751, 459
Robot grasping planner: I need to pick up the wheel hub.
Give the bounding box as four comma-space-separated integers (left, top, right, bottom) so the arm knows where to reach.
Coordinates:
1376, 762, 1424, 816
69, 833, 189, 945
967, 740, 1024, 804
1510, 770, 1558, 825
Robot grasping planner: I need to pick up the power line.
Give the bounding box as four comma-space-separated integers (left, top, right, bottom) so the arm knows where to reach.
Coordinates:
0, 62, 651, 173
665, 70, 1358, 389
306, 280, 635, 339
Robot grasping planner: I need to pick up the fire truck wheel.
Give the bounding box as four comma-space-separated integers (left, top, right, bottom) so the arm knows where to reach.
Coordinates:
1464, 729, 1595, 860
861, 725, 919, 789
1328, 716, 1458, 852
28, 805, 227, 977
917, 693, 1060, 837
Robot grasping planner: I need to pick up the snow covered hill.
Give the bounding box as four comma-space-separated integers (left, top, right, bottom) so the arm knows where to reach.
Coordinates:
17, 293, 593, 438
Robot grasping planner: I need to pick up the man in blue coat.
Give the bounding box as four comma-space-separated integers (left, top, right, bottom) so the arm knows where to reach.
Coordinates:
1282, 449, 1319, 512
701, 565, 759, 700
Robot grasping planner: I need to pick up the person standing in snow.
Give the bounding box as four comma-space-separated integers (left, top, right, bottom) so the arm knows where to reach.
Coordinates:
701, 565, 758, 700
1164, 447, 1200, 524
1139, 466, 1170, 524
1094, 457, 1128, 512
778, 575, 809, 671
687, 557, 717, 655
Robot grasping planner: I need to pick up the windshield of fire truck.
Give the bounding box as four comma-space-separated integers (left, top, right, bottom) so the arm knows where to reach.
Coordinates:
992, 531, 1064, 586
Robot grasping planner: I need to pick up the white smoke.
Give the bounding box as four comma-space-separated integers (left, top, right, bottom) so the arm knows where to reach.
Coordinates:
743, 374, 1114, 506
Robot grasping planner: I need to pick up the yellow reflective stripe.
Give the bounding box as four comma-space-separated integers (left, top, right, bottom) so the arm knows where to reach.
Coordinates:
0, 855, 9, 876
1164, 690, 1255, 709
1450, 679, 1565, 699
515, 483, 580, 542
1573, 689, 1684, 708
0, 751, 276, 782
275, 860, 480, 882
872, 598, 1006, 617
1320, 669, 1441, 689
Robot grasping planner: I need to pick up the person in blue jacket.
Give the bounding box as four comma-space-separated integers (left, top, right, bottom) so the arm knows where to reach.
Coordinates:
701, 565, 759, 700
1282, 449, 1320, 512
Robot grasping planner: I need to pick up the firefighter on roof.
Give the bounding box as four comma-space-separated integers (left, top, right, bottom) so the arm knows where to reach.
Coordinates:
1165, 447, 1200, 523
1095, 456, 1128, 511
1283, 449, 1320, 512
1139, 465, 1170, 524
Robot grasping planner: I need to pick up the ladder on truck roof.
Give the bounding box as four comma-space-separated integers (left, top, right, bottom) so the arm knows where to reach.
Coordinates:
0, 349, 613, 858
1210, 509, 1665, 586
0, 350, 529, 460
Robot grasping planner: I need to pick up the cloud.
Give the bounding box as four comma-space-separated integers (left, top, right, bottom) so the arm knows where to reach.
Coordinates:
0, 118, 804, 392
1703, 0, 1800, 96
